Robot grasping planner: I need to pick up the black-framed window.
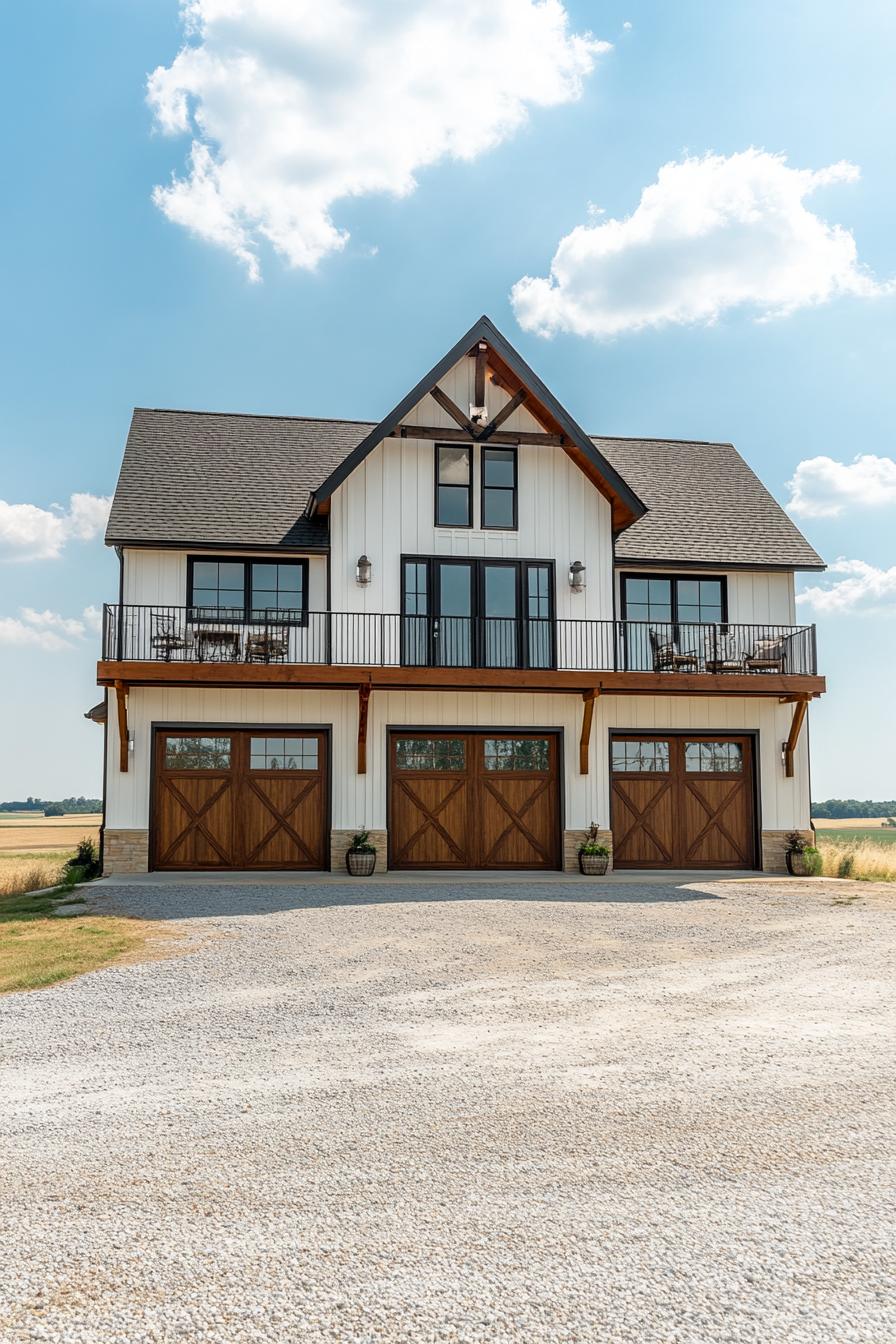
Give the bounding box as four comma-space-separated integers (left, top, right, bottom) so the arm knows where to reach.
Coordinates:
481, 446, 517, 530
435, 444, 472, 527
187, 557, 308, 624
621, 574, 727, 626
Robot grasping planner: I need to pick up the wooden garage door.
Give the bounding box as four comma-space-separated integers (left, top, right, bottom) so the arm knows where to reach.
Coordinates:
389, 732, 561, 870
152, 729, 327, 871
611, 735, 756, 869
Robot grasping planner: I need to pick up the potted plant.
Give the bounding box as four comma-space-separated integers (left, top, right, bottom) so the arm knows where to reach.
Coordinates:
578, 822, 610, 876
346, 829, 377, 877
784, 831, 820, 876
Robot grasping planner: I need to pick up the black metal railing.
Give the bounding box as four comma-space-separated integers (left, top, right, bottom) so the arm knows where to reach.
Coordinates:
101, 605, 818, 675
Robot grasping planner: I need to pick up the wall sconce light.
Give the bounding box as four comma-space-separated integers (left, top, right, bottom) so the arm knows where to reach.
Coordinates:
356, 554, 372, 586
569, 560, 586, 593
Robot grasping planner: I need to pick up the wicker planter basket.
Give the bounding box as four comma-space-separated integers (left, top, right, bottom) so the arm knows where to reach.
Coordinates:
346, 850, 377, 877
785, 849, 808, 877
579, 852, 609, 876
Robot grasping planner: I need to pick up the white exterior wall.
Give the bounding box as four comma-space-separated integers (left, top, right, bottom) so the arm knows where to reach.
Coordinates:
328, 357, 614, 622
106, 685, 811, 837
122, 548, 328, 611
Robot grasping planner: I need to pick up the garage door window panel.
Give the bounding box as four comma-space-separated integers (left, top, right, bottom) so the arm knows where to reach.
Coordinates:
164, 736, 232, 769
611, 740, 670, 773
685, 741, 743, 773
395, 737, 466, 771
484, 738, 550, 771
249, 737, 319, 770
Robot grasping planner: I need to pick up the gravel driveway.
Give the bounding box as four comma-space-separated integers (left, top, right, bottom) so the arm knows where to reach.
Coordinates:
2, 876, 894, 1343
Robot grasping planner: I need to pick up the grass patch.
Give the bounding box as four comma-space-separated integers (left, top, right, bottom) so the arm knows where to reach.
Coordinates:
0, 840, 152, 995
0, 907, 148, 994
816, 837, 896, 883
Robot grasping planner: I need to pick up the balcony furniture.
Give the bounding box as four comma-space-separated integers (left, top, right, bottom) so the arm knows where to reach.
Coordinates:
703, 628, 744, 674
194, 627, 242, 662
150, 612, 190, 662
245, 621, 290, 664
745, 637, 786, 673
649, 629, 699, 673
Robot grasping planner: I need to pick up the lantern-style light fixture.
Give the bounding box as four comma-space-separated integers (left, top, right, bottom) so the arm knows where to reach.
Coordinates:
568, 560, 586, 593
356, 554, 372, 586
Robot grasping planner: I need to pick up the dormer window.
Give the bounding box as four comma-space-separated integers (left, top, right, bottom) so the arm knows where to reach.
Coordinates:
481, 446, 517, 529
435, 444, 472, 527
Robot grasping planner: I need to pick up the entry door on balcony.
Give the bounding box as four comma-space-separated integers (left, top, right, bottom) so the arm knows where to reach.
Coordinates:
401, 557, 554, 670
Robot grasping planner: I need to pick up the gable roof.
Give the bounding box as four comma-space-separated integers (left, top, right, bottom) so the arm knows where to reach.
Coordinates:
599, 436, 825, 571
105, 409, 375, 550
305, 314, 646, 532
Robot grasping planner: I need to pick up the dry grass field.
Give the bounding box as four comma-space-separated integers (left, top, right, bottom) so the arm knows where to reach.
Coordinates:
0, 813, 101, 853
813, 816, 894, 829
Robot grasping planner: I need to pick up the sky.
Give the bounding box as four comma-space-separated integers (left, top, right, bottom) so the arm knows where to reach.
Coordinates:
1, 0, 894, 802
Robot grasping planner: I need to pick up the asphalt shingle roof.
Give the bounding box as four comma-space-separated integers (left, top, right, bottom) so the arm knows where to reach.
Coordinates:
597, 437, 824, 570
105, 409, 376, 550
106, 409, 824, 570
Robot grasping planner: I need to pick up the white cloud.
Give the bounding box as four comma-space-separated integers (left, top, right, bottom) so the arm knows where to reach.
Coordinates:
786, 453, 896, 518
148, 0, 608, 280
0, 493, 111, 562
797, 559, 896, 614
511, 149, 894, 338
0, 606, 106, 653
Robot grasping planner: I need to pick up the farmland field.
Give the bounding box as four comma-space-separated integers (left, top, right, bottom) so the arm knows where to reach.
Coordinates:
0, 814, 102, 853
816, 827, 896, 847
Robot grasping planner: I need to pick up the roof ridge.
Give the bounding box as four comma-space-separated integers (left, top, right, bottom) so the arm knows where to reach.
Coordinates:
591, 434, 735, 449
132, 407, 377, 427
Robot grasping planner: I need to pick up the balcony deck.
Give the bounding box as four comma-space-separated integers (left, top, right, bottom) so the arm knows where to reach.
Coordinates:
98, 606, 824, 699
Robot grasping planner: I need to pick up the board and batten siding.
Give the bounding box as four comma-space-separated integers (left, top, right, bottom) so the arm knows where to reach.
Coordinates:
122, 548, 328, 611
106, 686, 810, 837
328, 355, 614, 621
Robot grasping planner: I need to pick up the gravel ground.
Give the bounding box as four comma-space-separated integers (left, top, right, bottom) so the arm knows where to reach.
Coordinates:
2, 876, 895, 1344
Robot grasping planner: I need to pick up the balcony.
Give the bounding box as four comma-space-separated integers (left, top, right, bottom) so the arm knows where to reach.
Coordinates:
100, 605, 819, 685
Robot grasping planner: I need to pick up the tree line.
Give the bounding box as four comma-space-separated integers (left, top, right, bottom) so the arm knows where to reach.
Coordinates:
812, 799, 896, 819
0, 796, 101, 815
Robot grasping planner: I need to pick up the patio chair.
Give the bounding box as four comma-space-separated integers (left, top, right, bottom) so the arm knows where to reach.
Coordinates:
703, 627, 744, 674
649, 628, 699, 673
150, 611, 189, 662
245, 616, 290, 664
744, 635, 785, 673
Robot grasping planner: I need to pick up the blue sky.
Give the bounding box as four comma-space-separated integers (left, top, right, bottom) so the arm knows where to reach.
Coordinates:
1, 0, 894, 801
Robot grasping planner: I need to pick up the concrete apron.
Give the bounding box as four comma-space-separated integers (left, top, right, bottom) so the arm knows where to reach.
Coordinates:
94, 868, 766, 887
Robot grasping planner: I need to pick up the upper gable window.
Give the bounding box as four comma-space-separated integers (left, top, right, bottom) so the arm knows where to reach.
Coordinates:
481, 447, 517, 530
435, 444, 472, 527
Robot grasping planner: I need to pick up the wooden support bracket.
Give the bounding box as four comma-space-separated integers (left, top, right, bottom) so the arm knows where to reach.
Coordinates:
580, 689, 599, 774
115, 680, 129, 773
429, 384, 477, 435
783, 697, 809, 778
357, 684, 371, 774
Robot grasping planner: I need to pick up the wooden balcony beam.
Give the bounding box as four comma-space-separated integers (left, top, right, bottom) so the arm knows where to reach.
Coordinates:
97, 660, 826, 699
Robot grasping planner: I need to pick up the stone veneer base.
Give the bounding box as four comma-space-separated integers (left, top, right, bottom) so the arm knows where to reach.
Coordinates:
563, 829, 613, 874
103, 829, 150, 875
761, 828, 815, 874
330, 830, 389, 874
